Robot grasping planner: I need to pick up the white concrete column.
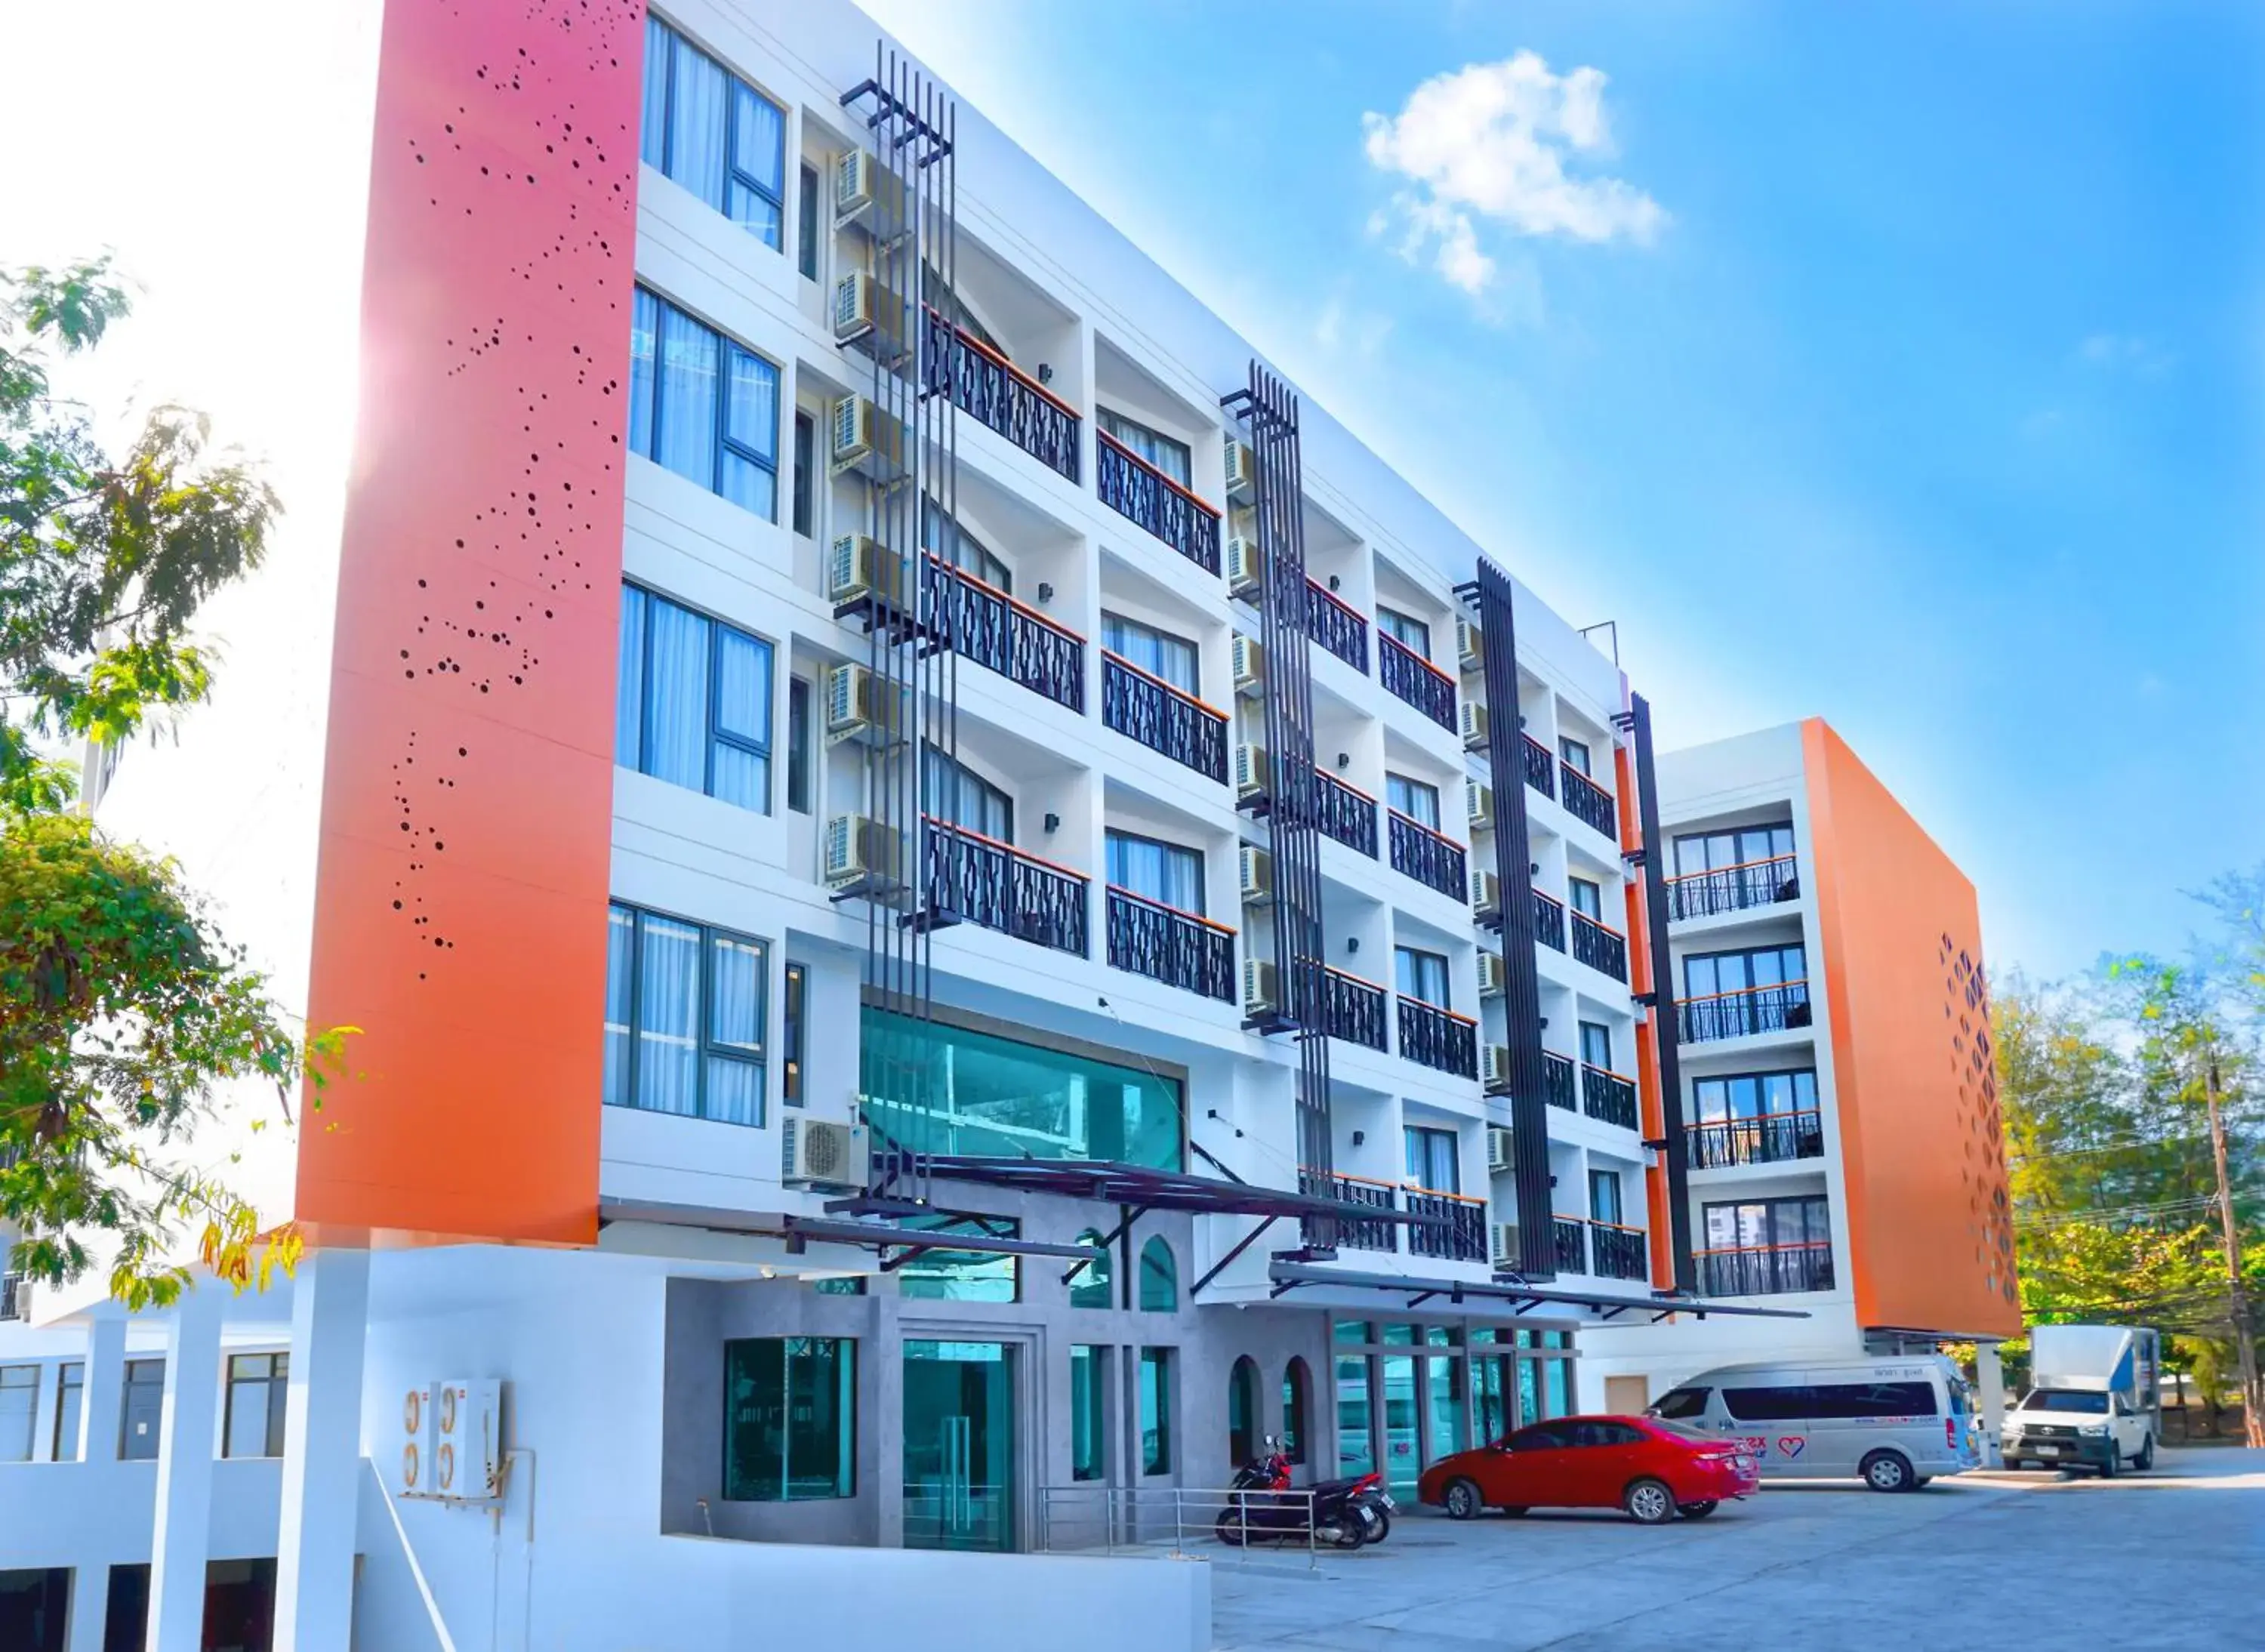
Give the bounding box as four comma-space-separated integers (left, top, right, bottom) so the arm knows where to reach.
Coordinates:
1977, 1342, 2008, 1469
66, 1316, 129, 1652
146, 1284, 224, 1652
274, 1248, 371, 1652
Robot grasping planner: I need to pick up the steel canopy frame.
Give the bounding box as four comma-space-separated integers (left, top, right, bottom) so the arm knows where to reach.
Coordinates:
1265, 1260, 1814, 1321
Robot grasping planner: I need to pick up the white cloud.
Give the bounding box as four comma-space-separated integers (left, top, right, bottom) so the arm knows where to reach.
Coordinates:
1363, 50, 1665, 299
2077, 333, 2174, 375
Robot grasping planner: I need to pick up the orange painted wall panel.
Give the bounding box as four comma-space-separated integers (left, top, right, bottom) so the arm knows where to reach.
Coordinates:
1803, 720, 2019, 1338
297, 0, 646, 1245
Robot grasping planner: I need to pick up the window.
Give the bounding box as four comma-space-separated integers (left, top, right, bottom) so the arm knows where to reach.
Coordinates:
1588, 1169, 1623, 1227
1333, 1320, 1373, 1346
1102, 612, 1198, 696
1568, 876, 1603, 920
641, 15, 787, 248
1693, 1069, 1819, 1122
1672, 821, 1795, 878
1139, 1348, 1173, 1474
791, 410, 815, 538
2020, 1388, 2111, 1415
1683, 945, 1807, 999
785, 677, 811, 815
797, 162, 820, 280
616, 584, 775, 810
1807, 1381, 1937, 1419
605, 902, 769, 1125
1508, 1421, 1573, 1453
1071, 1346, 1108, 1481
1579, 1020, 1613, 1071
1378, 606, 1432, 659
1386, 772, 1440, 831
1559, 736, 1592, 777
812, 1275, 866, 1296
1336, 1355, 1373, 1473
723, 1337, 855, 1500
1138, 1237, 1178, 1313
781, 963, 806, 1105
1403, 1125, 1459, 1194
923, 499, 1012, 594
896, 1214, 1020, 1302
1652, 1385, 1709, 1421
1228, 1356, 1259, 1467
1703, 1195, 1831, 1252
1720, 1385, 1814, 1423
1394, 945, 1450, 1009
1569, 1419, 1647, 1447
52, 1362, 82, 1461
120, 1359, 165, 1460
922, 745, 1013, 841
220, 1353, 290, 1459
627, 287, 782, 517
0, 1366, 34, 1462
1099, 408, 1191, 487
1106, 829, 1204, 914
1069, 1232, 1113, 1309
1282, 1358, 1310, 1466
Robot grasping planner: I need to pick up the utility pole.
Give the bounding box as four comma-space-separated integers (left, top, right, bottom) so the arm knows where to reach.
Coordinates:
2204, 1055, 2263, 1449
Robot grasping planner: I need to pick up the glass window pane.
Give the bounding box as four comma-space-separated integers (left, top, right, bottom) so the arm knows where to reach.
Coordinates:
1139, 1349, 1172, 1473
53, 1364, 83, 1461
636, 916, 701, 1116
711, 742, 769, 812
667, 35, 729, 210
604, 905, 636, 1107
642, 596, 710, 792
1282, 1360, 1309, 1465
627, 289, 658, 459
1068, 1233, 1112, 1309
615, 586, 646, 769
715, 627, 772, 747
896, 1215, 1019, 1302
708, 932, 766, 1058
1426, 1355, 1465, 1463
1071, 1346, 1106, 1481
1138, 1237, 1177, 1313
0, 1367, 35, 1463
641, 18, 673, 171
798, 166, 820, 281
725, 347, 780, 464
720, 444, 776, 520
655, 304, 720, 489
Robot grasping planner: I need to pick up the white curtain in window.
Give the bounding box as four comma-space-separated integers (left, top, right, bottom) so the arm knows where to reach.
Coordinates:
615, 586, 646, 770
603, 905, 636, 1106
1107, 832, 1203, 914
644, 596, 710, 792
711, 628, 771, 811
627, 289, 658, 458
1387, 775, 1439, 829
655, 304, 719, 488
720, 347, 778, 518
667, 35, 729, 211
729, 83, 786, 245
636, 916, 701, 1117
707, 932, 766, 1125
640, 17, 672, 171
1102, 615, 1198, 696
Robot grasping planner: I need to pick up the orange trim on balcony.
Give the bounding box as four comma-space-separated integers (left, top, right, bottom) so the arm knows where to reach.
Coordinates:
924, 305, 1083, 421
1095, 428, 1223, 519
1663, 852, 1799, 885
1099, 648, 1231, 721
1386, 808, 1468, 854
1315, 765, 1378, 803
1377, 628, 1455, 687
922, 551, 1086, 643
1105, 883, 1234, 935
1399, 994, 1478, 1028
1405, 1184, 1487, 1207
1675, 977, 1812, 1006
923, 815, 1090, 883
1305, 578, 1367, 623
1321, 961, 1388, 993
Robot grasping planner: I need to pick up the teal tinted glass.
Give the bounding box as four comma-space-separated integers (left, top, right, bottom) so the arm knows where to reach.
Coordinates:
723, 1337, 855, 1501
1071, 1346, 1107, 1482
896, 1214, 1019, 1302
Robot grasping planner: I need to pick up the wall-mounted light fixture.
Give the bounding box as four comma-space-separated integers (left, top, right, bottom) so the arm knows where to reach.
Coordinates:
1327, 573, 1342, 592
1336, 752, 1351, 770
1037, 362, 1055, 384
1351, 1130, 1366, 1148
1530, 862, 1540, 877
1043, 812, 1061, 834
1346, 937, 1360, 954
1037, 581, 1055, 605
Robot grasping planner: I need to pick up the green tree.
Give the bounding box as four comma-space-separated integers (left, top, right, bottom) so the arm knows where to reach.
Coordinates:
1, 257, 331, 1308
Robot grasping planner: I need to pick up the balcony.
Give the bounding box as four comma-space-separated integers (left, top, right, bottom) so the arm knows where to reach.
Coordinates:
923, 818, 1089, 957
1676, 981, 1813, 1044
1106, 887, 1234, 1003
1299, 1167, 1398, 1253
923, 555, 1083, 713
1377, 633, 1457, 732
1689, 1110, 1826, 1170
1668, 854, 1801, 922
1560, 761, 1616, 840
921, 307, 1080, 482
1552, 1216, 1587, 1274
1570, 911, 1628, 982
1398, 997, 1479, 1080
1101, 652, 1228, 784
1587, 1221, 1650, 1281
1696, 1241, 1836, 1296
1097, 430, 1221, 575
1316, 964, 1388, 1051
1388, 812, 1467, 902
1305, 579, 1369, 673
1404, 1188, 1490, 1263
1521, 733, 1555, 799
1311, 768, 1379, 857
1544, 1050, 1576, 1111
1532, 889, 1567, 953
1581, 1064, 1640, 1130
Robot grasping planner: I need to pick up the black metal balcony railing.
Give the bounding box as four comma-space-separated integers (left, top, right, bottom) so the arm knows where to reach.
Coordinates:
1405, 1189, 1490, 1263
1376, 636, 1456, 735
923, 556, 1084, 714
923, 818, 1089, 957
1552, 1216, 1589, 1274
1300, 1167, 1399, 1253
1588, 1222, 1650, 1281
1398, 996, 1479, 1080
1581, 1064, 1641, 1130
1521, 734, 1555, 800
1305, 578, 1369, 673
1311, 767, 1379, 857
1317, 964, 1388, 1051
921, 307, 1080, 482
1544, 1050, 1577, 1111
1560, 761, 1617, 840
1531, 889, 1568, 953
1101, 652, 1228, 784
1668, 855, 1801, 921
1688, 1111, 1826, 1170
1696, 1242, 1836, 1297
1388, 812, 1467, 902
1105, 887, 1234, 1003
1097, 430, 1221, 575
1570, 911, 1628, 982
1677, 981, 1814, 1044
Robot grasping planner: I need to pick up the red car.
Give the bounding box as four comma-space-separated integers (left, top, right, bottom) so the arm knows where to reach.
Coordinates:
1418, 1414, 1760, 1524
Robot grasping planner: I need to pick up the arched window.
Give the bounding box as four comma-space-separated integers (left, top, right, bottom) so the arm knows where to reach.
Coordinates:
1282, 1358, 1311, 1466
1228, 1356, 1259, 1467
1138, 1236, 1178, 1313
1068, 1231, 1113, 1309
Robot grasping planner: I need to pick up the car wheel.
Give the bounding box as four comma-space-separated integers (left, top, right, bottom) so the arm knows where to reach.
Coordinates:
1623, 1478, 1676, 1525
1860, 1450, 1915, 1493
1442, 1478, 1484, 1521
1676, 1500, 1720, 1520
2098, 1448, 2119, 1480
2134, 1435, 2155, 1471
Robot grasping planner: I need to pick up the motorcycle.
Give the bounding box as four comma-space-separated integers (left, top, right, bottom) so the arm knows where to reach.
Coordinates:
1215, 1436, 1394, 1550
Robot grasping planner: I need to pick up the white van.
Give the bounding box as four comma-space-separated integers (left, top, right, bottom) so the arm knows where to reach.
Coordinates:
1647, 1355, 1980, 1492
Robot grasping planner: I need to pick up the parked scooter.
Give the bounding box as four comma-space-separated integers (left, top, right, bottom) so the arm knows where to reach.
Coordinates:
1215, 1436, 1394, 1549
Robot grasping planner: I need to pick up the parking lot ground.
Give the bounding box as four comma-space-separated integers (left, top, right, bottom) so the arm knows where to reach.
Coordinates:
1210, 1447, 2265, 1650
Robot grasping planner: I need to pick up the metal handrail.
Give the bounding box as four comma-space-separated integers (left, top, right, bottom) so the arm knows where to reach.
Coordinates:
1037, 1482, 1322, 1570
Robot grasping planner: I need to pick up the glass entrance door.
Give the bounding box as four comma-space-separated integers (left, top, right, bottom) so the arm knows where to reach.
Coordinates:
903, 1341, 1015, 1552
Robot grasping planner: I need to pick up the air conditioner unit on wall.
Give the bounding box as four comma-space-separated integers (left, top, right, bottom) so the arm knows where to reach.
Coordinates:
1225, 514, 1262, 596
1223, 436, 1258, 501
431, 1378, 503, 1503
1234, 743, 1271, 803
829, 395, 904, 479
827, 535, 906, 608
1459, 700, 1490, 752
1466, 780, 1495, 834
1243, 958, 1279, 1018
397, 1382, 436, 1496
1456, 616, 1484, 675
1231, 634, 1265, 698
825, 664, 905, 747
1470, 867, 1502, 920
784, 1117, 869, 1190
1486, 1125, 1516, 1173
833, 148, 906, 230
830, 270, 913, 355
1490, 1222, 1523, 1271
1481, 1043, 1513, 1090
1239, 844, 1274, 905
823, 814, 902, 889
1476, 950, 1507, 998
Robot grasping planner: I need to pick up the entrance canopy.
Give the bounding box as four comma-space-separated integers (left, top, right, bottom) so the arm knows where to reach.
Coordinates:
908, 1155, 1447, 1230
1266, 1261, 1814, 1323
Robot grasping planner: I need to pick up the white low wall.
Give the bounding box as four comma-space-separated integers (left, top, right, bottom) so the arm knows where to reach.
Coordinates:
0, 1457, 282, 1571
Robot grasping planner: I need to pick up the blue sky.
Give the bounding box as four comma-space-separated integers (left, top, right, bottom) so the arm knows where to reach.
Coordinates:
865, 0, 2265, 981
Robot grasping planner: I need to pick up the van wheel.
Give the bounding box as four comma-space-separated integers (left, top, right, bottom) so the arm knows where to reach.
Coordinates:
1442, 1479, 1484, 1521
2133, 1436, 2155, 1471
1860, 1450, 1915, 1493
1623, 1478, 1676, 1524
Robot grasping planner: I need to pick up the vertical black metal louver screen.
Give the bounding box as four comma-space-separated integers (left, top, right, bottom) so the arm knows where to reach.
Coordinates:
1630, 692, 1696, 1291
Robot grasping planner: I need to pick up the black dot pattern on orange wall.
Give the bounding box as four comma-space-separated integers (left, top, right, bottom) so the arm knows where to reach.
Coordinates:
1941, 934, 2017, 1305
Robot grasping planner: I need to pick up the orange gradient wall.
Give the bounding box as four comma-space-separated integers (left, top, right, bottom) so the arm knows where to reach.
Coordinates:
1803, 720, 2019, 1338
297, 0, 645, 1244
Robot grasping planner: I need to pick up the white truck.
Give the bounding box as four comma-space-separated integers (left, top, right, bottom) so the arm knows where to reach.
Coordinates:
2002, 1324, 2162, 1475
